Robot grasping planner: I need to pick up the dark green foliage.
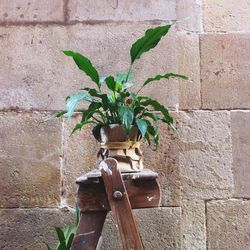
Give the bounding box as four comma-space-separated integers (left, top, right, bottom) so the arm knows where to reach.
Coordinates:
130, 23, 172, 64
47, 22, 189, 145
46, 206, 80, 250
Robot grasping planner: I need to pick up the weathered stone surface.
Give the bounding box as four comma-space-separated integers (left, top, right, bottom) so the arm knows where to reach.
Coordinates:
141, 121, 181, 207
0, 24, 199, 111
0, 0, 64, 23
203, 0, 250, 32
101, 207, 182, 250
179, 111, 234, 200
181, 200, 206, 250
0, 208, 74, 249
207, 200, 250, 250
0, 25, 84, 111
62, 116, 99, 206
231, 111, 250, 198
177, 32, 201, 109
201, 34, 250, 109
0, 112, 61, 207
177, 0, 203, 32
68, 0, 176, 21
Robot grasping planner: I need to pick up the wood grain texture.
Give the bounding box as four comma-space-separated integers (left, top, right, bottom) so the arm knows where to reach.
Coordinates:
101, 158, 144, 250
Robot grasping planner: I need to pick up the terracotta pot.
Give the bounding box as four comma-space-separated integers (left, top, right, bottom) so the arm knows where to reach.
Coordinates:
96, 124, 144, 172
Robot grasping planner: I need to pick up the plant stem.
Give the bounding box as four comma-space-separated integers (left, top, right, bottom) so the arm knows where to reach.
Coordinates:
125, 64, 132, 83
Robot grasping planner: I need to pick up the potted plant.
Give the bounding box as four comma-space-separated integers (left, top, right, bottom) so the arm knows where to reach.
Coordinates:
46, 22, 188, 172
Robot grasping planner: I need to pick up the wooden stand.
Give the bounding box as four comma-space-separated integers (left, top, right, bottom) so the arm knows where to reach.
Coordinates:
71, 158, 161, 250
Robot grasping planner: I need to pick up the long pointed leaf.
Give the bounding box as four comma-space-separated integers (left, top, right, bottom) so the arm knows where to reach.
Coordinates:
66, 91, 93, 119
63, 50, 100, 86
43, 111, 67, 122
71, 120, 96, 135
143, 73, 189, 87
119, 106, 134, 132
135, 118, 148, 136
105, 76, 122, 92
130, 23, 172, 64
139, 97, 173, 125
55, 227, 67, 249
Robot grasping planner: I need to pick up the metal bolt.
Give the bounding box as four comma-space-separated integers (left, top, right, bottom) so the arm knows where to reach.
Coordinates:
113, 190, 123, 200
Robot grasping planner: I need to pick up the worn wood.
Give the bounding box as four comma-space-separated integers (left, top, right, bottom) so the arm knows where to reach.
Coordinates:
71, 211, 107, 250
100, 158, 144, 250
77, 178, 160, 212
76, 169, 158, 184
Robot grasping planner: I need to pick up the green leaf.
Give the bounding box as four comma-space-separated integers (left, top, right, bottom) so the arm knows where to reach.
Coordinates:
43, 111, 67, 122
55, 227, 67, 249
66, 91, 93, 119
135, 118, 148, 136
145, 120, 159, 145
81, 102, 102, 122
66, 233, 75, 250
63, 225, 70, 238
63, 50, 100, 86
107, 93, 115, 103
119, 106, 134, 132
130, 23, 172, 64
71, 120, 96, 135
92, 124, 102, 141
141, 112, 159, 121
143, 73, 189, 87
105, 76, 122, 92
83, 88, 102, 98
115, 71, 133, 83
76, 204, 80, 224
139, 97, 173, 125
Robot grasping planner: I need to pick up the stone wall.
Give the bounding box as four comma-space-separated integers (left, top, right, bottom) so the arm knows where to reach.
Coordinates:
0, 1, 249, 249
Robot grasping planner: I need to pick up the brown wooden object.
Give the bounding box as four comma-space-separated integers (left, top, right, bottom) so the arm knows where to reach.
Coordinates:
101, 158, 144, 250
71, 158, 161, 250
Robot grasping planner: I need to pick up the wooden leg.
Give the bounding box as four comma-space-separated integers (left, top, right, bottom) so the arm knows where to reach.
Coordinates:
100, 158, 144, 250
71, 211, 107, 250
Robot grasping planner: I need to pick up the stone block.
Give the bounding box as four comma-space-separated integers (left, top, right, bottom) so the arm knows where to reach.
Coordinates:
0, 25, 84, 110
201, 34, 250, 109
179, 111, 234, 200
141, 122, 181, 207
203, 0, 250, 32
101, 207, 182, 250
0, 0, 64, 23
68, 0, 176, 21
62, 116, 99, 206
0, 208, 74, 249
177, 0, 203, 32
0, 112, 62, 207
177, 32, 201, 109
231, 111, 250, 198
181, 200, 206, 250
207, 200, 250, 250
